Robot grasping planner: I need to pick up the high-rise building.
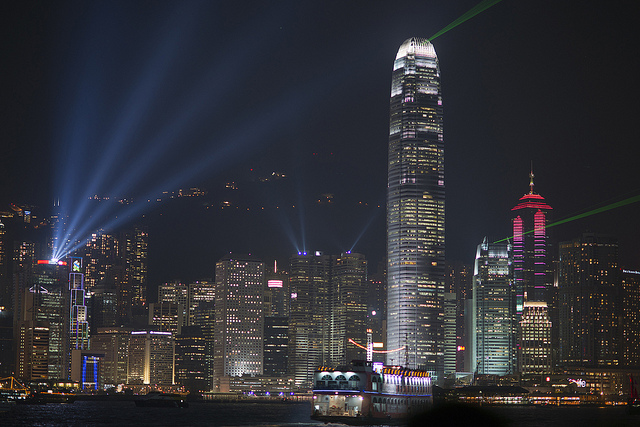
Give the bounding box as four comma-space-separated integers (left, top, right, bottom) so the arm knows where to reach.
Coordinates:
188, 280, 215, 326
263, 263, 289, 377
558, 233, 621, 367
386, 37, 445, 375
622, 270, 640, 367
90, 327, 132, 387
127, 330, 174, 386
331, 252, 368, 366
288, 252, 333, 387
76, 225, 148, 324
445, 261, 473, 373
519, 301, 552, 373
213, 254, 264, 391
68, 257, 89, 372
149, 302, 186, 335
511, 169, 553, 312
472, 238, 516, 375
175, 325, 208, 394
192, 301, 215, 391
121, 226, 148, 310
511, 170, 553, 373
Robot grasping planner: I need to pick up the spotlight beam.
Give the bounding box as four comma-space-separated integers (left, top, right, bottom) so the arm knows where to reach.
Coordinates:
429, 0, 505, 41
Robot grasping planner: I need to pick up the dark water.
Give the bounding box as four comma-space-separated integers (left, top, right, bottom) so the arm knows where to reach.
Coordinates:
1, 401, 639, 427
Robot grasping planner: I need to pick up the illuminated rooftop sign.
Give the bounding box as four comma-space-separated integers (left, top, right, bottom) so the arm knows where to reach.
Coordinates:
268, 280, 283, 288
38, 259, 68, 266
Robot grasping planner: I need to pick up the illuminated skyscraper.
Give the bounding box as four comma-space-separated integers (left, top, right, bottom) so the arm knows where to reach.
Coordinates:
289, 252, 333, 387
213, 254, 264, 391
558, 233, 621, 367
68, 257, 89, 377
519, 301, 552, 373
511, 169, 553, 312
331, 252, 368, 366
386, 37, 444, 374
472, 239, 516, 375
511, 170, 553, 372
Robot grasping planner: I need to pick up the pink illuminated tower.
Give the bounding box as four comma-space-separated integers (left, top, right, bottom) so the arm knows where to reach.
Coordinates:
511, 168, 552, 313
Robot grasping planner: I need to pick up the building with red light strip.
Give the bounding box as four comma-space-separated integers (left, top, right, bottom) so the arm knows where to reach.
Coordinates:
511, 170, 552, 312
511, 170, 553, 374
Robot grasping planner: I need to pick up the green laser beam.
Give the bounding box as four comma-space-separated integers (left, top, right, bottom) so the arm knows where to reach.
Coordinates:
493, 194, 640, 244
429, 0, 505, 41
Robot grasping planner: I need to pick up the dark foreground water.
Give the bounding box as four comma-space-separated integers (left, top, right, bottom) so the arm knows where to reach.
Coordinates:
1, 401, 639, 427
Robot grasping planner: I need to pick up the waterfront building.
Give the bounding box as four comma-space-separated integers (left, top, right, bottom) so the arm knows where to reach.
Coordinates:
127, 330, 174, 386
90, 327, 132, 387
68, 257, 89, 377
191, 301, 215, 391
386, 37, 445, 376
213, 254, 264, 391
472, 238, 516, 375
519, 301, 552, 373
26, 261, 67, 379
263, 316, 288, 377
175, 325, 208, 393
558, 233, 621, 367
263, 263, 289, 377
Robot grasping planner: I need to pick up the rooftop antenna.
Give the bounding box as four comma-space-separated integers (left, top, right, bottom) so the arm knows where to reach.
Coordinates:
529, 161, 535, 194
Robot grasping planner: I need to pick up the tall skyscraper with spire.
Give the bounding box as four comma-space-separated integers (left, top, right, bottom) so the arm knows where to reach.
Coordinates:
511, 168, 553, 373
511, 168, 552, 311
386, 37, 444, 375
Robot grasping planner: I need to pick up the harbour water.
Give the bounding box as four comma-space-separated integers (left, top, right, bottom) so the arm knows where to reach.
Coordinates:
1, 401, 639, 426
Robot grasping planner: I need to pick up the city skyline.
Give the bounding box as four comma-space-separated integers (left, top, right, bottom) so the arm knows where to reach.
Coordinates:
1, 1, 639, 285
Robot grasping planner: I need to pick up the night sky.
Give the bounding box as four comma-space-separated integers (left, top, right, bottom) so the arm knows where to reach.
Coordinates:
2, 1, 639, 286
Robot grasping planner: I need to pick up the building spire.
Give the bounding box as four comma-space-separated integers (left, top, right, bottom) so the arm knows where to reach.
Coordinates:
529, 162, 535, 194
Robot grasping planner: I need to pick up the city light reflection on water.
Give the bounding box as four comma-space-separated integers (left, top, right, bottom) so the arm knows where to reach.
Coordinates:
1, 401, 640, 427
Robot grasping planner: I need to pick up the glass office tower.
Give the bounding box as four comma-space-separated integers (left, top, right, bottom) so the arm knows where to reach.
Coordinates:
386, 37, 444, 375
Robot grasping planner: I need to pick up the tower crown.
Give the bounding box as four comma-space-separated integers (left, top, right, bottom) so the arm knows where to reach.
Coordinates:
396, 37, 436, 60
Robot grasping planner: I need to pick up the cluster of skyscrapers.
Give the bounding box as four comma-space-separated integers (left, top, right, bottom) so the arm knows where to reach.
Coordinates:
386, 37, 640, 394
0, 37, 638, 397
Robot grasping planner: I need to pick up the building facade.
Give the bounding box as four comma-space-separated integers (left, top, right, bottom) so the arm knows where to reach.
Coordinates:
331, 252, 368, 367
213, 254, 264, 391
288, 252, 333, 387
472, 238, 516, 375
127, 330, 174, 386
519, 301, 552, 373
511, 169, 553, 313
558, 233, 621, 367
386, 37, 445, 375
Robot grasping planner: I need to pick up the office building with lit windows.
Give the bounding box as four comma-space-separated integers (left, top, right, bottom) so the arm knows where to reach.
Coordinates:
472, 238, 516, 375
288, 252, 333, 387
558, 233, 621, 367
386, 37, 444, 375
331, 252, 368, 366
622, 270, 640, 366
127, 330, 174, 385
511, 170, 553, 372
213, 254, 264, 392
519, 301, 552, 373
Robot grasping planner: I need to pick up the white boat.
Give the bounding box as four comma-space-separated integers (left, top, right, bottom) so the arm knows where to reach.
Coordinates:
311, 360, 432, 425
